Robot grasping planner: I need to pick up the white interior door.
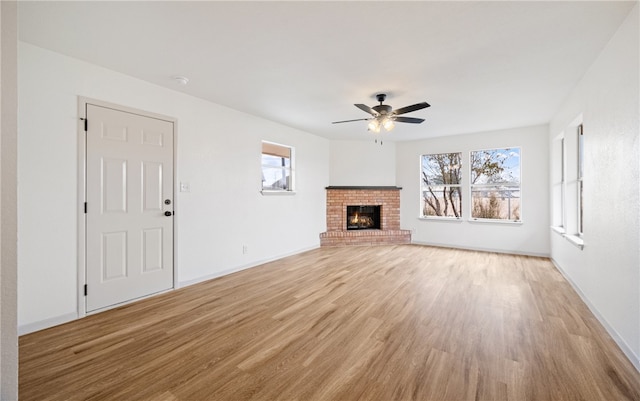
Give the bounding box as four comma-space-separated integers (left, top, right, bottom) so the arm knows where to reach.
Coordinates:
85, 104, 174, 312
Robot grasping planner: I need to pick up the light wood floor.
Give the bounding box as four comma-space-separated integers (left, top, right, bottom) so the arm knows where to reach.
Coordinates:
20, 245, 640, 400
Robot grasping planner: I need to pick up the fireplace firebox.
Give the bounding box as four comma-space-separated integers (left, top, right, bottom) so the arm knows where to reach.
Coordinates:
346, 205, 381, 230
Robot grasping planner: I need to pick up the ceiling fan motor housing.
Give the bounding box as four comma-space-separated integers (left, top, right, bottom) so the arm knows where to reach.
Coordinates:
372, 104, 392, 115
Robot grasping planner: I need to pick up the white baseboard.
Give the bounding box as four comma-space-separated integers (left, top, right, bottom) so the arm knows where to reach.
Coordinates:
551, 258, 640, 373
177, 245, 319, 288
18, 312, 77, 336
20, 246, 319, 335
411, 240, 550, 258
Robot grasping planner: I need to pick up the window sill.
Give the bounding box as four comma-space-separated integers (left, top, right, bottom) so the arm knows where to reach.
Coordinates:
418, 217, 463, 222
261, 190, 296, 196
551, 226, 566, 235
563, 234, 584, 250
468, 219, 522, 225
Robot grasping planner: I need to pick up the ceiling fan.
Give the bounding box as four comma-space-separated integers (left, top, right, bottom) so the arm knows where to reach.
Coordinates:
332, 94, 430, 133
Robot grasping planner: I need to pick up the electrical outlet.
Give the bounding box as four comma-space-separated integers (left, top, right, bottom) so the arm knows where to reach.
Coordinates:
242, 245, 248, 254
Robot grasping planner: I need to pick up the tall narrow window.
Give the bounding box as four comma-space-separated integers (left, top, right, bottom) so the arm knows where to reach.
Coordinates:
577, 124, 584, 235
261, 141, 293, 191
470, 148, 521, 221
552, 137, 565, 228
563, 118, 583, 242
420, 152, 462, 218
561, 138, 565, 227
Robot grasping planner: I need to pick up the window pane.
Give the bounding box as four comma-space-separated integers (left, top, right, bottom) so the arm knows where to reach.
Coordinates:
552, 184, 563, 227
262, 166, 290, 190
421, 186, 462, 218
471, 187, 520, 220
470, 147, 521, 221
561, 138, 565, 182
421, 153, 462, 185
578, 181, 583, 234
471, 148, 520, 185
577, 125, 584, 235
578, 125, 584, 179
261, 141, 293, 191
420, 152, 462, 218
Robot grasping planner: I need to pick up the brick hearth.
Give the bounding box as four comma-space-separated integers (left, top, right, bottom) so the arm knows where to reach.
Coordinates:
320, 186, 411, 247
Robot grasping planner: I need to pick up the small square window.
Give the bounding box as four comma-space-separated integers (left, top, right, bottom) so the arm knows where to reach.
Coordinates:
261, 141, 294, 191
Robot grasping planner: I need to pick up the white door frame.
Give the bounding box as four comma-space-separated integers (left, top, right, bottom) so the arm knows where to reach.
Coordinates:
77, 97, 178, 317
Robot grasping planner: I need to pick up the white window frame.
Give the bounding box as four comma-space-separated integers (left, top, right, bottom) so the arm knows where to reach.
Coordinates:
577, 124, 584, 236
469, 147, 521, 223
261, 141, 295, 195
551, 135, 566, 232
419, 152, 463, 219
556, 116, 584, 249
561, 137, 566, 228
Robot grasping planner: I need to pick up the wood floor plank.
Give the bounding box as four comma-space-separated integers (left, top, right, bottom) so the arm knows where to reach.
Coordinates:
19, 245, 640, 400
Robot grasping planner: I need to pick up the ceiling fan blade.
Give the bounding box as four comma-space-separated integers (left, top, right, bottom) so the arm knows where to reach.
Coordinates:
332, 118, 370, 124
354, 104, 378, 116
394, 116, 425, 124
393, 102, 430, 116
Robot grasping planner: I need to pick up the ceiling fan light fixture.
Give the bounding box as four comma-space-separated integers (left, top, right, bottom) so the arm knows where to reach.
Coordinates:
368, 119, 381, 133
382, 117, 395, 131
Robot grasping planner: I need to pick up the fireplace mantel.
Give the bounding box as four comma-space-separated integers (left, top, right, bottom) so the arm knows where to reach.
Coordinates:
320, 186, 411, 246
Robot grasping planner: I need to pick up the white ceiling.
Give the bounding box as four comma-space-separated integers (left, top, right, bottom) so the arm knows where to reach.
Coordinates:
18, 1, 636, 141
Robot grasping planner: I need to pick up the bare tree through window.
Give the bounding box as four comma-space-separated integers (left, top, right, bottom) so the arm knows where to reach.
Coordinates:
470, 148, 521, 221
421, 153, 462, 218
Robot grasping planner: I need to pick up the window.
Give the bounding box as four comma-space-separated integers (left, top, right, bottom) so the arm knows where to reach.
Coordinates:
577, 124, 584, 235
470, 148, 521, 221
551, 137, 565, 229
562, 118, 584, 245
261, 141, 293, 191
420, 152, 462, 218
561, 138, 565, 226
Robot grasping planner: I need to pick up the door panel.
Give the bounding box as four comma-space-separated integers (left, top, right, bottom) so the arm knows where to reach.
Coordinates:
86, 104, 174, 312
102, 158, 127, 213
142, 161, 163, 212
102, 231, 128, 281
142, 227, 163, 272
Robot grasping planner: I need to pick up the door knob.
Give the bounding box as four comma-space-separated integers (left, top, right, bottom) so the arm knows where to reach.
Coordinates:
164, 211, 173, 216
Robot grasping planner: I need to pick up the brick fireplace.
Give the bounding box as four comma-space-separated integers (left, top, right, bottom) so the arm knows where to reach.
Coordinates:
320, 186, 411, 246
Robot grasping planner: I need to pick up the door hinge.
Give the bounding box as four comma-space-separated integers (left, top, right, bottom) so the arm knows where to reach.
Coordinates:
84, 202, 87, 214
82, 118, 88, 132
84, 284, 88, 296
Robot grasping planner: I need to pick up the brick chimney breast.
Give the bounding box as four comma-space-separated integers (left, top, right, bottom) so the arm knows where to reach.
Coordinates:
320, 186, 411, 247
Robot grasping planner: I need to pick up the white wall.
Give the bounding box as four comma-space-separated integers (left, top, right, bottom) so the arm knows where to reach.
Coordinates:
1, 1, 19, 398
549, 4, 639, 370
329, 140, 396, 186
396, 125, 550, 256
18, 43, 329, 332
